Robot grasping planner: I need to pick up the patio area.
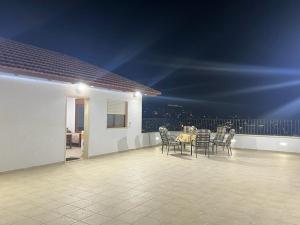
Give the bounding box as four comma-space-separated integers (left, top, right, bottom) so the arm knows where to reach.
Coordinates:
1, 147, 300, 225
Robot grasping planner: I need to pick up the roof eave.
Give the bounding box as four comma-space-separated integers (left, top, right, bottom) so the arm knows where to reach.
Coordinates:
0, 65, 161, 96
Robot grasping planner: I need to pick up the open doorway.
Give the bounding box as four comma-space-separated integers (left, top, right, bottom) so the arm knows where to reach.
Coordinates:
65, 97, 88, 161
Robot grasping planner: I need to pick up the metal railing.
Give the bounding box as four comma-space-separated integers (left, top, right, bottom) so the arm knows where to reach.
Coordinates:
142, 118, 300, 136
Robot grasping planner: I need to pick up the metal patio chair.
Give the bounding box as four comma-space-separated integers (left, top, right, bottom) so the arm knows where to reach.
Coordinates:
211, 126, 227, 154
217, 129, 235, 156
192, 129, 211, 157
159, 127, 181, 155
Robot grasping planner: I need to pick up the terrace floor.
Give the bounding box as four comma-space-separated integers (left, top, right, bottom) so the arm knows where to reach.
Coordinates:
1, 147, 300, 225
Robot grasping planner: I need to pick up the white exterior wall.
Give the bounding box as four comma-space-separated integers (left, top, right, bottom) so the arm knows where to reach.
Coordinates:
232, 134, 300, 153
88, 87, 147, 156
0, 72, 145, 172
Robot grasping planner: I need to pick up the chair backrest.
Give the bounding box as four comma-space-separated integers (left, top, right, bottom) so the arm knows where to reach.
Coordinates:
214, 126, 226, 141
159, 126, 169, 145
195, 129, 210, 147
190, 126, 197, 135
225, 129, 235, 146
183, 126, 191, 133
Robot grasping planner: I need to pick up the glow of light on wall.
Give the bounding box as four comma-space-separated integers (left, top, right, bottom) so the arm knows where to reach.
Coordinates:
0, 72, 68, 86
0, 72, 144, 96
75, 82, 88, 93
155, 136, 160, 141
279, 142, 287, 146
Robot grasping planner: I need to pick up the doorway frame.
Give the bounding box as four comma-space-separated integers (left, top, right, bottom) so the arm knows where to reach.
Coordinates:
64, 96, 90, 162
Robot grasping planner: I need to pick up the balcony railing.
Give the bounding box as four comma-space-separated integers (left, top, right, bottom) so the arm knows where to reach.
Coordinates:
142, 118, 300, 136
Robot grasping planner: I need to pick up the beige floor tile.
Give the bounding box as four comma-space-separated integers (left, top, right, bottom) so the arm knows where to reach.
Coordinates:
0, 215, 34, 225
71, 223, 89, 225
116, 211, 148, 223
132, 216, 160, 225
81, 214, 112, 225
97, 206, 129, 218
10, 217, 43, 225
32, 212, 63, 223
101, 219, 131, 225
85, 203, 111, 213
70, 200, 94, 208
54, 205, 81, 215
65, 208, 95, 220
45, 216, 77, 225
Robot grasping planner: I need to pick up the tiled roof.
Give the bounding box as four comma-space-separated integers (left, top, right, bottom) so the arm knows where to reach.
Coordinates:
0, 37, 160, 96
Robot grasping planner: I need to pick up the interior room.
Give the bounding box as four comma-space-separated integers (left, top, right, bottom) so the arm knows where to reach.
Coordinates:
65, 97, 85, 161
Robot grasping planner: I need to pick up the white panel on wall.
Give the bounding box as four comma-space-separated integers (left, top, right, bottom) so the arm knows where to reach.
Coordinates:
66, 97, 75, 132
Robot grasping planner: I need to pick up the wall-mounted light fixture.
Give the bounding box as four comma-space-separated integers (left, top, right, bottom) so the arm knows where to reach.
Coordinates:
133, 91, 142, 97
75, 82, 88, 93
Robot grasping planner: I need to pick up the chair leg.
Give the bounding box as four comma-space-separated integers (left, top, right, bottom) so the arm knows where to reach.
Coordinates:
174, 145, 176, 152
181, 144, 183, 155
208, 145, 210, 157
161, 145, 164, 154
230, 147, 232, 156
167, 145, 170, 155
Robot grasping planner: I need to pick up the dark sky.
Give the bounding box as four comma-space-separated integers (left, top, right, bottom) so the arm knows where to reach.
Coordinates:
1, 0, 300, 118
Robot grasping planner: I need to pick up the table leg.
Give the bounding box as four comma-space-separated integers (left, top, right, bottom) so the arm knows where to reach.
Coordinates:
181, 143, 183, 155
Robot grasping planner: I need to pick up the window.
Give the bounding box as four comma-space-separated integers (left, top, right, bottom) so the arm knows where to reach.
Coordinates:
107, 100, 128, 128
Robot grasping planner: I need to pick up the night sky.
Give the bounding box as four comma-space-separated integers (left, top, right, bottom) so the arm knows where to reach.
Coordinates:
1, 1, 300, 118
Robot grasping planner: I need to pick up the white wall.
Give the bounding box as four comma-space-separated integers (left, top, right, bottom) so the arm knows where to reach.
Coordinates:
0, 72, 145, 172
0, 74, 66, 172
88, 89, 144, 156
66, 97, 75, 132
232, 134, 300, 153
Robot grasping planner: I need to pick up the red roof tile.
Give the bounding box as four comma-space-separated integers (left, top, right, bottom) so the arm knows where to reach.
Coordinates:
0, 37, 161, 96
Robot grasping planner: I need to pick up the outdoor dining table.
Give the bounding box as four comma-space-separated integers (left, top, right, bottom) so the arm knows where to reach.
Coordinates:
176, 133, 196, 155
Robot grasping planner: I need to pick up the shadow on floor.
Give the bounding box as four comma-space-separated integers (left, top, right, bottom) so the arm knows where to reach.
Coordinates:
169, 153, 193, 160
